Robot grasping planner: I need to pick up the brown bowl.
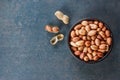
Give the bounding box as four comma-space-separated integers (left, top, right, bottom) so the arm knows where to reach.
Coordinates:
68, 18, 113, 64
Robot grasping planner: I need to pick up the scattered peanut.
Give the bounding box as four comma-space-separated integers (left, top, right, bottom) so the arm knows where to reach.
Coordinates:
55, 10, 69, 24
45, 25, 59, 33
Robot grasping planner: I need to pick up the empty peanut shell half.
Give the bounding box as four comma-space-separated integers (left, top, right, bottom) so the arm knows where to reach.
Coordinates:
56, 34, 64, 41
50, 36, 58, 45
50, 34, 64, 45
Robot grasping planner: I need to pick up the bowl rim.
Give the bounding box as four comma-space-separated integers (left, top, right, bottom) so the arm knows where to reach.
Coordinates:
67, 18, 113, 64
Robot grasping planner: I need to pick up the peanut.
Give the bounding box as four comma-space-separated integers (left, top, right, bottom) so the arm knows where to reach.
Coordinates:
75, 30, 79, 35
76, 40, 84, 46
97, 28, 101, 32
79, 53, 85, 59
85, 25, 91, 32
45, 25, 59, 33
99, 44, 107, 50
72, 37, 80, 42
102, 26, 106, 31
89, 24, 98, 29
45, 25, 52, 32
88, 48, 92, 53
71, 47, 77, 52
70, 42, 78, 47
94, 21, 99, 25
83, 47, 88, 53
97, 52, 104, 58
87, 53, 93, 60
82, 36, 87, 40
105, 30, 110, 37
92, 51, 97, 56
55, 10, 69, 24
88, 30, 97, 36
79, 28, 87, 36
70, 30, 76, 38
99, 31, 105, 38
107, 37, 112, 45
52, 26, 59, 33
81, 21, 88, 26
101, 41, 106, 44
85, 41, 91, 47
62, 15, 69, 24
78, 47, 84, 51
74, 51, 81, 56
98, 22, 103, 28
74, 24, 82, 30
91, 41, 95, 45
91, 36, 96, 40
54, 10, 64, 20
84, 56, 89, 61
87, 36, 91, 40
93, 56, 99, 61
97, 35, 103, 40
95, 38, 100, 46
91, 45, 98, 50
98, 49, 106, 53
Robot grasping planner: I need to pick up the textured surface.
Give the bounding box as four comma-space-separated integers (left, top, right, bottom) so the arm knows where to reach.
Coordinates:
0, 0, 120, 80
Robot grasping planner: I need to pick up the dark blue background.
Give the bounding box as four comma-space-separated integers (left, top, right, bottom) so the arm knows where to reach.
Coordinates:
0, 0, 120, 80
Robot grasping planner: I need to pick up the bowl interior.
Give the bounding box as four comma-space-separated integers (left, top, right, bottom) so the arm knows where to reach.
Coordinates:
68, 18, 113, 64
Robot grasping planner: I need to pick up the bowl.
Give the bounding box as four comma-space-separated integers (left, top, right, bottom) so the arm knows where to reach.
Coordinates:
68, 18, 113, 64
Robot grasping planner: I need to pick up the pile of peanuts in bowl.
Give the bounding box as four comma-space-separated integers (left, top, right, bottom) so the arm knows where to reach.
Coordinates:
69, 19, 112, 62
